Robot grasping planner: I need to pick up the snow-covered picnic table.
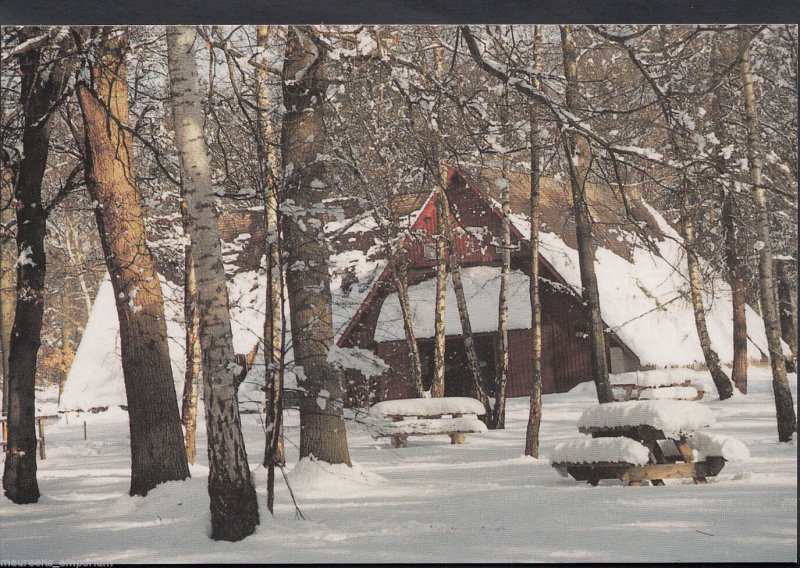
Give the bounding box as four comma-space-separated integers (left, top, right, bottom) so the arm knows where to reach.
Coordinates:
367, 397, 487, 448
610, 373, 705, 401
551, 400, 748, 486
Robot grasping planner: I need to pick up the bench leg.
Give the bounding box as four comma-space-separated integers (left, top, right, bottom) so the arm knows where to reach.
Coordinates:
390, 434, 408, 448
449, 432, 466, 445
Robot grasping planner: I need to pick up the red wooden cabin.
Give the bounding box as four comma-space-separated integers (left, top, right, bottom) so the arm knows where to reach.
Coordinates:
336, 166, 642, 407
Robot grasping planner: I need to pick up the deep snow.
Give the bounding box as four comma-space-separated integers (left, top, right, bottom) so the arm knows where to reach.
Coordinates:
1, 366, 796, 563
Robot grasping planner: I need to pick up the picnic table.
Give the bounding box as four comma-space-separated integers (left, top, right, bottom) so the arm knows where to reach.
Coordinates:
1, 414, 58, 460
551, 400, 748, 486
367, 397, 487, 448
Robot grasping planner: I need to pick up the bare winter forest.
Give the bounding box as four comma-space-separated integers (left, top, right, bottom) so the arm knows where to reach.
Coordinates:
0, 24, 797, 561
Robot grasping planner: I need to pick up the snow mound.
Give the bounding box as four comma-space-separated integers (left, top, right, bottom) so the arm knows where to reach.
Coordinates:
369, 397, 486, 417
288, 457, 387, 499
688, 431, 750, 461
550, 437, 651, 466
578, 400, 715, 438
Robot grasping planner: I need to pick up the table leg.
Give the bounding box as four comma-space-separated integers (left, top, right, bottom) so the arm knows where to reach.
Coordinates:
623, 386, 634, 401
674, 438, 705, 484
642, 439, 666, 485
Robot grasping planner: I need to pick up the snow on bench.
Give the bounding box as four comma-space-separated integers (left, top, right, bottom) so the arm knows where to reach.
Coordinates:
577, 400, 715, 439
686, 431, 750, 461
551, 437, 652, 469
638, 386, 699, 400
367, 397, 487, 448
369, 397, 487, 418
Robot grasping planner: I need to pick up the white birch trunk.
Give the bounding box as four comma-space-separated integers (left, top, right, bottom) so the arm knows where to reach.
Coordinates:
167, 25, 259, 541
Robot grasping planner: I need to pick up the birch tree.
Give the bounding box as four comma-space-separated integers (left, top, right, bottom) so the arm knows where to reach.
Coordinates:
254, 24, 286, 514
166, 25, 260, 540
524, 25, 544, 457
739, 30, 797, 442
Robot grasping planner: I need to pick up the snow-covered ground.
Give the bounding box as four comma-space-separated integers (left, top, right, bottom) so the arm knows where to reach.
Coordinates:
2, 366, 796, 563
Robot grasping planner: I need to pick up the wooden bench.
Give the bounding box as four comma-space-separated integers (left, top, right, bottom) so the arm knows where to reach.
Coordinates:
367, 397, 487, 448
1, 415, 57, 460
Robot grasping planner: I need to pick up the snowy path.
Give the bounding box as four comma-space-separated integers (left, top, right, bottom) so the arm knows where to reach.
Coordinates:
1, 367, 796, 563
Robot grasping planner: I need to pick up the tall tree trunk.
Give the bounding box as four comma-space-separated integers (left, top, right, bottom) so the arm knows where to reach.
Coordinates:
432, 189, 447, 398
3, 33, 71, 504
559, 25, 614, 404
680, 188, 734, 400
392, 252, 425, 397
256, 24, 285, 515
492, 107, 512, 430
776, 260, 797, 372
76, 28, 189, 498
0, 172, 15, 416
739, 33, 796, 441
180, 237, 201, 465
431, 47, 447, 399
167, 25, 259, 540
722, 192, 748, 393
439, 188, 490, 414
280, 26, 351, 465
525, 25, 544, 458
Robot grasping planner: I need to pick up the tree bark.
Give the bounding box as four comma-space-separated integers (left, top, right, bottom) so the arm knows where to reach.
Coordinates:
281, 26, 351, 465
439, 188, 490, 414
492, 112, 512, 430
525, 25, 544, 458
431, 48, 447, 400
76, 28, 189, 498
559, 25, 615, 404
680, 188, 734, 400
722, 192, 748, 393
392, 252, 425, 397
166, 25, 259, 540
432, 189, 447, 399
3, 32, 71, 504
0, 171, 15, 416
256, 24, 286, 515
776, 260, 797, 372
739, 33, 796, 441
180, 237, 201, 465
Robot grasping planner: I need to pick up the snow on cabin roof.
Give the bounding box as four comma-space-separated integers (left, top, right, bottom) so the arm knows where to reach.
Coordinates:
453, 164, 666, 262
443, 164, 776, 368
375, 266, 532, 342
